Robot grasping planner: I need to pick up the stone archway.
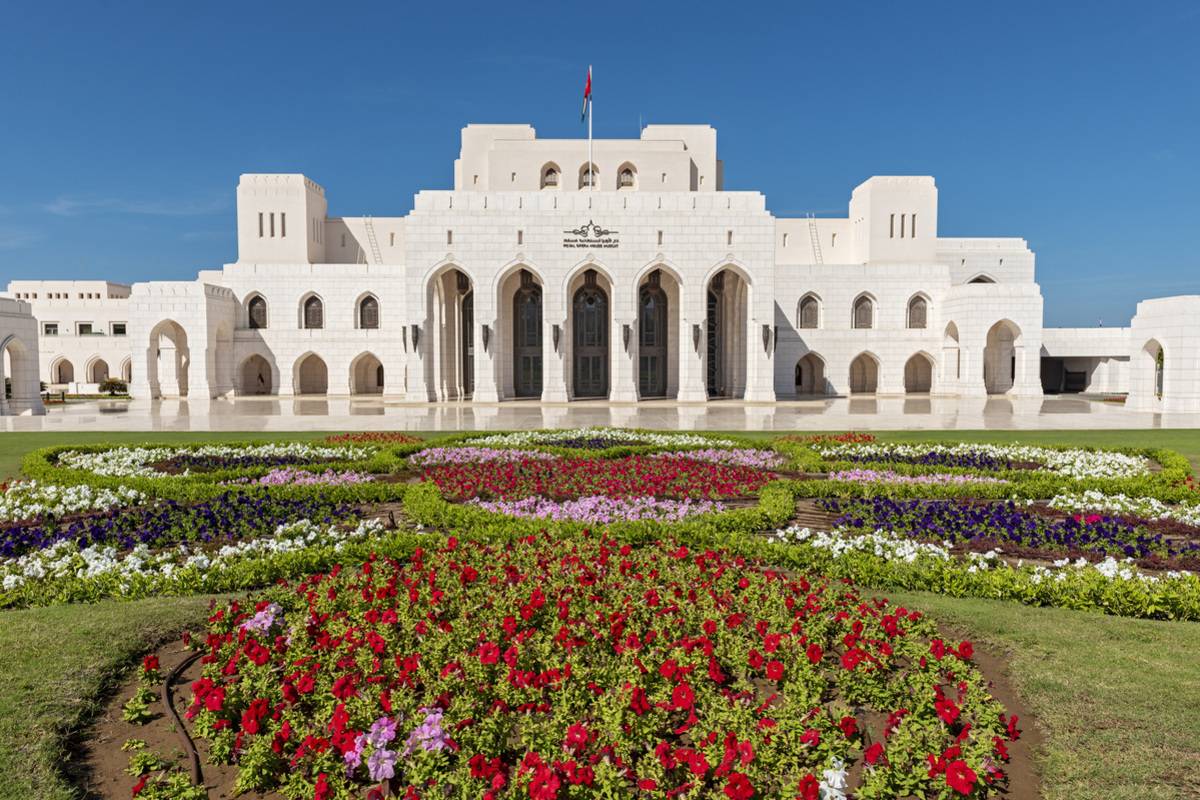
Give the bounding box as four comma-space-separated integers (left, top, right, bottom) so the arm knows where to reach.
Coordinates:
984, 320, 1021, 394
52, 357, 75, 385
705, 267, 749, 399
637, 268, 678, 399
498, 267, 544, 400
147, 319, 189, 398
569, 268, 610, 399
904, 353, 934, 393
1, 335, 43, 415
239, 354, 273, 395
848, 353, 879, 394
350, 352, 385, 395
794, 353, 827, 396
294, 353, 328, 395
426, 268, 475, 400
87, 358, 110, 384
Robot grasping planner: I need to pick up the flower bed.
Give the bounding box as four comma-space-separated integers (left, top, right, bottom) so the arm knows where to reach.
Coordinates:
658, 448, 785, 469
464, 427, 737, 450
0, 480, 145, 523
407, 447, 556, 466
828, 469, 1009, 487
424, 455, 773, 501
185, 534, 1018, 799
236, 468, 375, 487
819, 497, 1200, 563
815, 442, 1151, 480
1043, 490, 1200, 529
56, 444, 374, 479
467, 495, 725, 523
324, 432, 422, 445
0, 517, 393, 606
769, 525, 1200, 620
0, 492, 349, 560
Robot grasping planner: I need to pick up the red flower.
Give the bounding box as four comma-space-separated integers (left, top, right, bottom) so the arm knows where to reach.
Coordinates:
672, 683, 695, 709
935, 698, 960, 726
131, 775, 148, 796
795, 773, 819, 800
637, 778, 658, 791
313, 772, 332, 800
141, 654, 160, 674
800, 728, 820, 747
957, 640, 975, 660
629, 686, 651, 716
864, 741, 885, 765
723, 772, 755, 800
945, 760, 977, 795
765, 660, 784, 681
477, 641, 500, 664
840, 649, 865, 671
564, 723, 588, 751
838, 715, 858, 738
806, 643, 823, 664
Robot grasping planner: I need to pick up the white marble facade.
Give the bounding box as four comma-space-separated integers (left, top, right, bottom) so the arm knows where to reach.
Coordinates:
0, 297, 45, 415
4, 123, 1196, 412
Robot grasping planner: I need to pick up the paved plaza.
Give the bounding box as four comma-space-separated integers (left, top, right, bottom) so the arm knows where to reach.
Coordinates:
2, 394, 1191, 432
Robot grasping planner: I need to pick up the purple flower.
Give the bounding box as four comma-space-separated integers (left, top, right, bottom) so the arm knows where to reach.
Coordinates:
403, 707, 450, 755
239, 603, 282, 634
367, 747, 397, 781
468, 495, 724, 523
367, 715, 398, 748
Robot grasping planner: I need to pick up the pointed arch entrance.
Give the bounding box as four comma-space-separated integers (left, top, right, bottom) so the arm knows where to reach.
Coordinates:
984, 320, 1021, 394
705, 268, 748, 399
849, 353, 879, 394
571, 268, 610, 398
294, 353, 328, 395
239, 354, 273, 395
508, 268, 543, 398
904, 352, 934, 393
351, 352, 384, 395
637, 268, 674, 398
795, 353, 827, 395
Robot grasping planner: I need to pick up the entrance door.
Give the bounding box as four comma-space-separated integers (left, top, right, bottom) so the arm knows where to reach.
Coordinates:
572, 270, 609, 398
512, 270, 542, 398
638, 271, 668, 397
706, 274, 725, 397
460, 289, 475, 399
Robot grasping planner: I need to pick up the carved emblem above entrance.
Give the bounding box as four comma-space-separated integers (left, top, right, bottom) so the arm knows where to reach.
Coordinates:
562, 220, 619, 249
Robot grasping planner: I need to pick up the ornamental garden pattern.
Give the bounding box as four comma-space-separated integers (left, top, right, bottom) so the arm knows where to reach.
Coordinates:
3, 429, 1200, 799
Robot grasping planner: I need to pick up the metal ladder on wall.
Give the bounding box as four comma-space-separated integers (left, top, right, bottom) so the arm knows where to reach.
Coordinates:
807, 213, 824, 264
362, 216, 383, 264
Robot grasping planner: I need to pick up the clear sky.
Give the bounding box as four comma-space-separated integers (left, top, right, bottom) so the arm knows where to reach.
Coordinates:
1, 1, 1197, 327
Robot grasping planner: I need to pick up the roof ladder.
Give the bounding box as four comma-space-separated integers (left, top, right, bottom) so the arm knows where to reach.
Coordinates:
807, 213, 824, 264
363, 216, 383, 264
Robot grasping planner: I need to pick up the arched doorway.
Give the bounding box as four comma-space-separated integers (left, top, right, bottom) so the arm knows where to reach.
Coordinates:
88, 358, 110, 384
984, 320, 1021, 394
1140, 339, 1165, 402
705, 268, 748, 399
52, 358, 75, 385
351, 352, 384, 395
849, 353, 879, 394
637, 269, 672, 398
904, 353, 934, 393
294, 353, 328, 395
147, 320, 189, 398
426, 269, 474, 400
572, 268, 610, 398
1, 335, 42, 415
795, 353, 826, 395
239, 354, 273, 395
121, 357, 132, 384
510, 269, 543, 398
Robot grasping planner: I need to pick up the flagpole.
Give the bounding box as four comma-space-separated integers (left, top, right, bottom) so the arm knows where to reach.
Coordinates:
588, 65, 593, 192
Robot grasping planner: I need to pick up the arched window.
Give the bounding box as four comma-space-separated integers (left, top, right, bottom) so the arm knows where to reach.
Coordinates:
969, 275, 996, 284
358, 295, 379, 329
798, 294, 819, 329
578, 163, 597, 189
907, 296, 928, 329
852, 296, 874, 329
618, 164, 636, 189
248, 295, 267, 329
302, 295, 324, 329
541, 164, 559, 189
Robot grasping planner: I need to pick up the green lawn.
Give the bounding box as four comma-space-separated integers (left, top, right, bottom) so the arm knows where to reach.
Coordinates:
0, 595, 228, 800
1, 429, 1199, 798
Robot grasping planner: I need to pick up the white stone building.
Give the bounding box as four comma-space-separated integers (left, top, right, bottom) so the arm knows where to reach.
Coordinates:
2, 123, 1194, 412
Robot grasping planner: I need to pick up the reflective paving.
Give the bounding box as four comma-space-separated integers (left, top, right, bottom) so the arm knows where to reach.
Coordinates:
0, 394, 1191, 432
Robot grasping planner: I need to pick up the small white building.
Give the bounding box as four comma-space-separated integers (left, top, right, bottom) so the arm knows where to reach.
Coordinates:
3, 122, 1196, 411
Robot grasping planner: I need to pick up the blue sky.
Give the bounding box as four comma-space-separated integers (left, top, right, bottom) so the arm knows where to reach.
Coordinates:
1, 1, 1197, 326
